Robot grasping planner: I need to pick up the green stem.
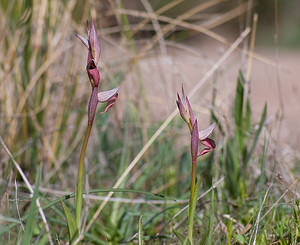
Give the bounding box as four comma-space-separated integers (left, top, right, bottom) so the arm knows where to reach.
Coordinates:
75, 123, 92, 231
188, 160, 197, 244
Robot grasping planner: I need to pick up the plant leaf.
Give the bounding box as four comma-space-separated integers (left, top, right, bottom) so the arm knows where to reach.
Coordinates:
245, 97, 251, 134
246, 103, 267, 163
61, 201, 77, 242
233, 71, 245, 129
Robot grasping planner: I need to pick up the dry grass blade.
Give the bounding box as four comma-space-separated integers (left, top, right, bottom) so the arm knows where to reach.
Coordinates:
141, 0, 167, 55
131, 0, 226, 62
131, 0, 184, 36
202, 2, 248, 30
246, 13, 258, 82
250, 185, 270, 245
8, 45, 72, 142
43, 116, 88, 184
115, 8, 226, 45
0, 136, 54, 245
82, 28, 250, 235
15, 179, 25, 231
118, 4, 277, 71
243, 13, 258, 114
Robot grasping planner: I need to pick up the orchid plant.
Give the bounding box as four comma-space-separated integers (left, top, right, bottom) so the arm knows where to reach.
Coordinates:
176, 86, 215, 244
61, 20, 119, 243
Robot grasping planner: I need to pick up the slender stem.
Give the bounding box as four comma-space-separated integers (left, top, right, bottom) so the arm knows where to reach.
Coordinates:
75, 87, 98, 233
75, 123, 92, 231
188, 160, 197, 244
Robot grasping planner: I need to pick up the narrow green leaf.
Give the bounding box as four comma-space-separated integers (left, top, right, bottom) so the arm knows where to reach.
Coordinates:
206, 190, 215, 245
21, 166, 41, 245
0, 215, 23, 224
227, 220, 233, 245
60, 201, 77, 243
233, 71, 245, 128
76, 124, 92, 232
245, 97, 251, 134
246, 103, 267, 163
183, 237, 192, 245
192, 179, 201, 212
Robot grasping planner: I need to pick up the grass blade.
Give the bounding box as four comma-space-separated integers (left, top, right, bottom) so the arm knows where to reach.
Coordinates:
246, 103, 267, 163
21, 166, 41, 245
234, 71, 245, 129
60, 201, 77, 243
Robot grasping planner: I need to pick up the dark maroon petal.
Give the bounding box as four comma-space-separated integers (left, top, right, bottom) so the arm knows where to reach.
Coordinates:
186, 97, 195, 126
198, 138, 216, 156
191, 120, 199, 162
202, 138, 216, 149
86, 60, 100, 87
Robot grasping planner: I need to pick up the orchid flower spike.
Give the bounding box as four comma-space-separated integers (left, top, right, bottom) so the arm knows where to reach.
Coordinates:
76, 19, 119, 125
176, 85, 216, 159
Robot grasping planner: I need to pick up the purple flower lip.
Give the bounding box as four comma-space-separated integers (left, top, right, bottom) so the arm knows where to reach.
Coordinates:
198, 123, 216, 157
98, 87, 119, 113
